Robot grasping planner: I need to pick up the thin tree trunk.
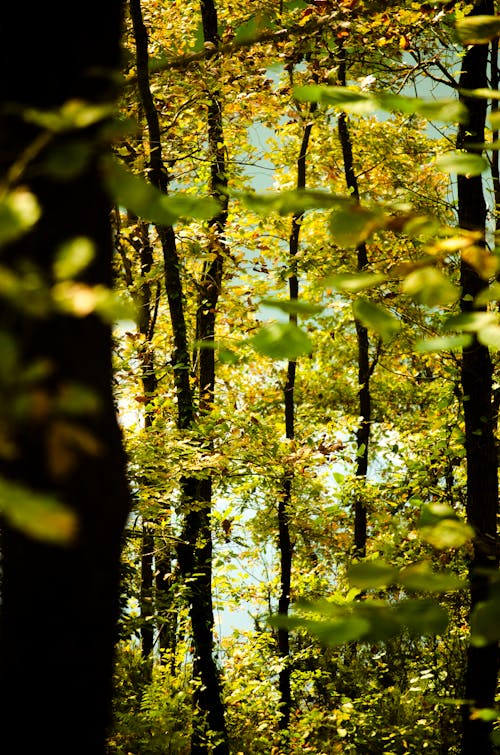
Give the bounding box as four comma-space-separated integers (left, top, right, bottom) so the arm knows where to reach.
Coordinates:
184, 3, 230, 750
129, 1, 229, 749
0, 4, 131, 753
456, 3, 499, 752
277, 100, 315, 734
337, 56, 373, 558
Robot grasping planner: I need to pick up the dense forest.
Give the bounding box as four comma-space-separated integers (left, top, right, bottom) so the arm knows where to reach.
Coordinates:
2, 0, 500, 753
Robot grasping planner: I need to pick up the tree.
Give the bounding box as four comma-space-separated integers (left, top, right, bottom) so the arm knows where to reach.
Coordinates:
108, 2, 500, 752
0, 4, 131, 754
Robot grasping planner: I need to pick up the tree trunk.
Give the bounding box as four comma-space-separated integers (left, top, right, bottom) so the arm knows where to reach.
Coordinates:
0, 3, 131, 753
337, 56, 374, 558
456, 3, 499, 752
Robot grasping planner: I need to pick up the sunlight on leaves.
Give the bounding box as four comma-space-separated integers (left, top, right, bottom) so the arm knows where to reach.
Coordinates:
0, 476, 77, 544
248, 322, 313, 360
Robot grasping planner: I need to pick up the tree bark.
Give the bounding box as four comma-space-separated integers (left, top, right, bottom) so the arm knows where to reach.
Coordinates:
456, 3, 499, 752
337, 56, 373, 558
0, 3, 131, 753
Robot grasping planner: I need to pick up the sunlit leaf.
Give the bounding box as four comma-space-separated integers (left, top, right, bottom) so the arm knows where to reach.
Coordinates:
477, 325, 500, 350
323, 272, 386, 292
444, 311, 497, 332
347, 560, 398, 589
435, 151, 488, 176
419, 505, 474, 549
399, 562, 466, 592
53, 237, 95, 280
329, 206, 382, 247
105, 160, 221, 224
248, 322, 313, 360
23, 100, 113, 132
260, 299, 324, 317
414, 334, 473, 352
0, 189, 40, 246
352, 298, 401, 339
294, 86, 467, 122
235, 189, 348, 216
0, 476, 77, 544
470, 598, 500, 646
401, 267, 460, 307
456, 15, 500, 44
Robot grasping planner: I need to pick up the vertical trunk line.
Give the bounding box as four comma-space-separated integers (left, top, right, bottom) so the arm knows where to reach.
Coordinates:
187, 2, 229, 752
277, 106, 315, 735
456, 3, 499, 752
337, 56, 371, 558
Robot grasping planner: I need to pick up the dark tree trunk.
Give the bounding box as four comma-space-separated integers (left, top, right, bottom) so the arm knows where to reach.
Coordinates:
337, 56, 373, 558
276, 94, 315, 735
0, 4, 131, 754
129, 1, 229, 749
456, 3, 499, 752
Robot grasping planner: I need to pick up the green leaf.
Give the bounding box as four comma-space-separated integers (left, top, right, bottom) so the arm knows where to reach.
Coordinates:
260, 299, 324, 317
0, 476, 77, 544
393, 599, 449, 637
399, 562, 466, 593
235, 189, 348, 216
347, 560, 398, 589
470, 598, 500, 645
294, 86, 467, 123
418, 503, 474, 549
105, 160, 221, 224
294, 85, 374, 113
248, 322, 313, 360
456, 15, 500, 45
478, 325, 500, 350
414, 334, 473, 352
401, 267, 461, 307
444, 311, 497, 332
53, 237, 95, 280
329, 206, 382, 247
352, 298, 401, 339
435, 151, 489, 176
234, 12, 274, 43
0, 189, 41, 246
376, 94, 467, 124
322, 272, 386, 292
23, 100, 113, 132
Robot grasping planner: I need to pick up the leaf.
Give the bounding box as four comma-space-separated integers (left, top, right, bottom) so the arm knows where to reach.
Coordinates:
53, 237, 95, 280
347, 560, 398, 589
323, 272, 386, 292
352, 298, 401, 340
248, 322, 313, 360
470, 598, 500, 645
260, 299, 324, 317
478, 325, 500, 350
294, 86, 468, 123
456, 15, 500, 45
444, 311, 498, 333
23, 100, 113, 132
294, 85, 374, 114
0, 189, 41, 246
0, 475, 77, 544
105, 160, 221, 224
392, 599, 449, 637
399, 562, 466, 593
329, 206, 382, 247
419, 518, 474, 550
401, 267, 461, 307
435, 151, 489, 176
235, 189, 348, 216
414, 334, 473, 352
418, 502, 474, 549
